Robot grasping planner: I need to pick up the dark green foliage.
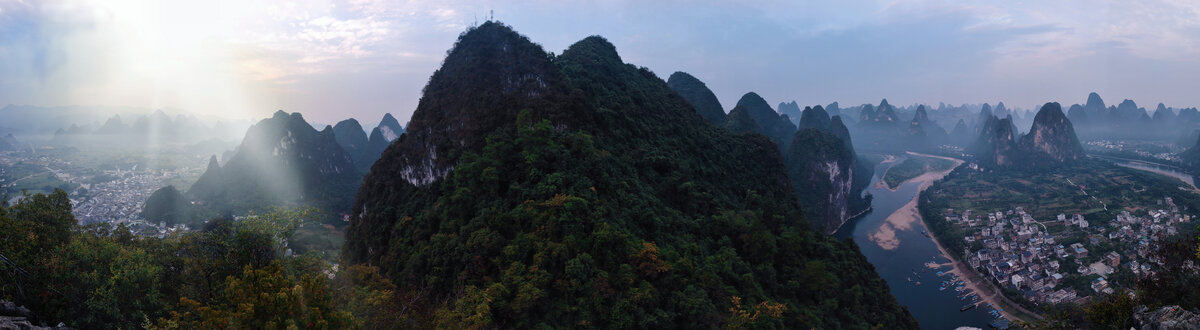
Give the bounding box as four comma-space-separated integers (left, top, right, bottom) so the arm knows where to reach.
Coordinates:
0, 193, 361, 329
734, 92, 797, 150
333, 118, 373, 172
364, 127, 390, 168
784, 115, 871, 233
667, 71, 726, 126
724, 105, 760, 135
787, 128, 855, 233
797, 106, 831, 132
141, 185, 198, 226
1134, 228, 1200, 310
344, 22, 916, 328
830, 116, 855, 155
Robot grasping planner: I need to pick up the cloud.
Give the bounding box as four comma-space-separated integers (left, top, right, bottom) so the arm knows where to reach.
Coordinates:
3, 0, 1200, 124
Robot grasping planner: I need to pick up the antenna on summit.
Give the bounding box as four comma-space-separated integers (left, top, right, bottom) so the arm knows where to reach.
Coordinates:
490, 9, 494, 21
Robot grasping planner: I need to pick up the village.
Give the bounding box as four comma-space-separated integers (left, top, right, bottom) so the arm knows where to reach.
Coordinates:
943, 197, 1191, 306
1, 149, 200, 238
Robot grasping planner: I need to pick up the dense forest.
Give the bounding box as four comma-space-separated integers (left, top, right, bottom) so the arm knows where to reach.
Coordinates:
344, 22, 916, 327
0, 191, 404, 329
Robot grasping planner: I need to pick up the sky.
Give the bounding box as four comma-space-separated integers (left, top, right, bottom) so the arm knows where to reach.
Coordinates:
2, 0, 1200, 125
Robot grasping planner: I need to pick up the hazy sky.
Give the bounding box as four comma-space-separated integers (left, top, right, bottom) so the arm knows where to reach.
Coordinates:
3, 0, 1200, 125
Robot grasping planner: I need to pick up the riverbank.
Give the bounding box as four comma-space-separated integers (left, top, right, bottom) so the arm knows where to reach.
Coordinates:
837, 154, 999, 328
868, 154, 961, 250
867, 153, 1031, 321
902, 153, 1044, 324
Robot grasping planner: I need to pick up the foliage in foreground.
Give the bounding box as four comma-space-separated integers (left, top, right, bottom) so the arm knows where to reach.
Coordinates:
0, 190, 403, 329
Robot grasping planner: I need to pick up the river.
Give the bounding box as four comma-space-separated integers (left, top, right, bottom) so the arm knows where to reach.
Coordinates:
835, 156, 1001, 329
1093, 155, 1198, 189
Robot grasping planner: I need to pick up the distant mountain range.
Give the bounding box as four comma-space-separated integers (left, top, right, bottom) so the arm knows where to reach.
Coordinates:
1067, 92, 1200, 142
183, 110, 404, 217
969, 102, 1084, 168
50, 109, 251, 147
335, 114, 406, 173
668, 72, 872, 232
735, 92, 798, 149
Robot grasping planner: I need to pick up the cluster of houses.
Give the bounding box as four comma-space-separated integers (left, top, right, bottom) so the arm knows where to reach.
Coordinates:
1083, 140, 1180, 162
944, 199, 1191, 305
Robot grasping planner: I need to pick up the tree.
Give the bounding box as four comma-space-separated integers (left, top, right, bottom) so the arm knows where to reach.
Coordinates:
156, 261, 356, 329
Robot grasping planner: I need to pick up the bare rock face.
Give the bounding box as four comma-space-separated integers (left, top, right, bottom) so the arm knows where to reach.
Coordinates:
787, 115, 866, 233
0, 300, 68, 330
968, 115, 1018, 167
1132, 305, 1200, 330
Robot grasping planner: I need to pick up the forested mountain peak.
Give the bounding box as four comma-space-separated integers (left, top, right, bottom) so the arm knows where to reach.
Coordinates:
724, 105, 761, 134
333, 118, 368, 152
667, 71, 727, 125
734, 92, 796, 148
798, 105, 831, 131
344, 22, 915, 328
367, 21, 572, 188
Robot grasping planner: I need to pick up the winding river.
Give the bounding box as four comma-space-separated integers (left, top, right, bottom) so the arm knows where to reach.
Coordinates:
835, 156, 1000, 329
1093, 155, 1198, 189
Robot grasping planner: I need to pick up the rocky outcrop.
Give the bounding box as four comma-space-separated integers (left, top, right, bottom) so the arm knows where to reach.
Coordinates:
969, 115, 1019, 167
788, 128, 854, 233
970, 103, 1084, 168
0, 300, 67, 329
787, 113, 869, 233
187, 111, 361, 214
1019, 102, 1084, 163
376, 113, 405, 142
